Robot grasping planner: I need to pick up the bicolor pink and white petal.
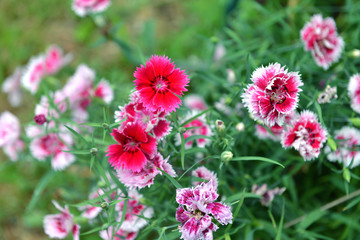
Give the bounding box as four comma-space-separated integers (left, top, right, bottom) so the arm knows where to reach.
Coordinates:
94, 79, 114, 104
192, 166, 218, 189
0, 111, 21, 147
2, 67, 24, 107
242, 63, 303, 127
72, 0, 111, 17
44, 45, 72, 75
22, 55, 46, 94
301, 14, 344, 70
348, 74, 360, 114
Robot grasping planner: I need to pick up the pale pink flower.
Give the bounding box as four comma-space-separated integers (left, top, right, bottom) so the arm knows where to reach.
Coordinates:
2, 67, 24, 107
326, 127, 360, 168
0, 111, 21, 147
176, 180, 232, 240
3, 140, 25, 162
72, 0, 111, 17
100, 226, 137, 240
192, 166, 218, 189
43, 201, 80, 240
117, 152, 176, 189
252, 184, 286, 207
35, 91, 67, 119
184, 94, 207, 111
348, 74, 360, 113
281, 110, 327, 160
79, 189, 103, 219
213, 43, 226, 62
94, 79, 113, 104
242, 63, 303, 126
22, 55, 45, 94
44, 45, 72, 75
301, 14, 344, 70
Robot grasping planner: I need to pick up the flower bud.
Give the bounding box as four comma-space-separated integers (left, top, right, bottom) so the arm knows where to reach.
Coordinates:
221, 151, 233, 162
101, 202, 109, 209
90, 147, 98, 155
351, 49, 360, 58
343, 168, 351, 183
34, 114, 47, 125
178, 127, 186, 134
215, 120, 226, 134
236, 122, 245, 132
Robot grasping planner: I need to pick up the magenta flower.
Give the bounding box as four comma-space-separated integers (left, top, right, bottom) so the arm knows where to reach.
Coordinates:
134, 55, 189, 113
43, 201, 80, 240
326, 127, 360, 168
100, 226, 137, 240
106, 122, 157, 172
242, 63, 303, 126
348, 74, 360, 113
252, 184, 286, 207
301, 14, 344, 70
281, 110, 327, 160
72, 0, 111, 17
192, 166, 218, 189
176, 180, 232, 240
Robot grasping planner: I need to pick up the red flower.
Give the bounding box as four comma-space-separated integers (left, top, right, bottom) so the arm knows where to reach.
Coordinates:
106, 122, 157, 172
134, 55, 189, 113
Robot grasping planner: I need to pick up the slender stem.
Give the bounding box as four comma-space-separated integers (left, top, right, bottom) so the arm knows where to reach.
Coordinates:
284, 189, 360, 228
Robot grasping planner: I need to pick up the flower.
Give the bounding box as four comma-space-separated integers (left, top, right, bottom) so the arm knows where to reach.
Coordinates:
72, 0, 111, 17
3, 139, 25, 162
44, 45, 72, 75
176, 180, 232, 240
134, 55, 189, 113
255, 112, 296, 141
281, 110, 327, 160
252, 184, 286, 206
43, 201, 80, 240
93, 79, 114, 104
184, 94, 207, 111
34, 114, 47, 125
192, 166, 218, 189
317, 85, 337, 104
242, 63, 302, 127
0, 111, 21, 147
100, 226, 137, 240
106, 122, 157, 172
22, 55, 45, 94
301, 14, 344, 70
326, 127, 360, 168
117, 152, 176, 189
79, 189, 103, 219
348, 74, 360, 113
2, 66, 24, 107
35, 91, 67, 120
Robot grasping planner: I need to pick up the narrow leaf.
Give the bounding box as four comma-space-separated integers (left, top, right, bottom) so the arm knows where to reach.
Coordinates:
231, 156, 284, 168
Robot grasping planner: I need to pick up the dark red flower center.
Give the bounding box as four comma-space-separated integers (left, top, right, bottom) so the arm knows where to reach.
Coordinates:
267, 85, 288, 105
152, 76, 169, 92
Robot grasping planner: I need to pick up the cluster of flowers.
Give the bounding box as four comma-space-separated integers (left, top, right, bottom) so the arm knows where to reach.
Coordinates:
106, 55, 189, 188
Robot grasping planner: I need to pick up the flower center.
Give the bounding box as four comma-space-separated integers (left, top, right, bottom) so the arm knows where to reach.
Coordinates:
152, 76, 168, 92
268, 85, 288, 105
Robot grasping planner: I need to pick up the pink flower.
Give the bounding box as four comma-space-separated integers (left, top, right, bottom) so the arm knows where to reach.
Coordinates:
100, 226, 137, 240
176, 180, 232, 240
22, 55, 45, 94
184, 94, 207, 111
106, 122, 157, 172
43, 201, 80, 240
134, 55, 189, 113
35, 91, 67, 120
2, 67, 24, 107
281, 110, 327, 160
301, 14, 344, 70
326, 127, 360, 168
255, 112, 296, 141
252, 184, 286, 207
0, 111, 20, 147
44, 45, 72, 75
79, 190, 103, 219
115, 91, 172, 139
72, 0, 111, 17
30, 132, 75, 171
3, 140, 25, 162
348, 74, 360, 113
94, 79, 114, 104
242, 63, 303, 126
192, 166, 218, 189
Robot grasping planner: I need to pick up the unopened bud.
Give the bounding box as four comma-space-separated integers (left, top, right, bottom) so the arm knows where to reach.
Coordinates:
236, 122, 245, 132
90, 148, 98, 155
343, 168, 351, 183
221, 151, 233, 162
178, 127, 186, 134
226, 69, 236, 84
97, 180, 106, 188
215, 120, 226, 134
101, 202, 109, 209
102, 123, 109, 129
351, 49, 360, 58
34, 114, 47, 125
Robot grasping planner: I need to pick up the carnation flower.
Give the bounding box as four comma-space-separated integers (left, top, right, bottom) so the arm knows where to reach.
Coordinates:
79, 189, 103, 219
134, 55, 189, 113
255, 112, 296, 141
252, 184, 286, 207
115, 91, 171, 139
348, 74, 360, 113
326, 127, 360, 168
242, 63, 302, 127
35, 91, 67, 120
184, 94, 207, 111
2, 66, 24, 107
301, 14, 344, 70
117, 152, 176, 189
3, 139, 25, 162
22, 55, 45, 94
43, 201, 80, 240
94, 79, 114, 104
100, 226, 137, 240
192, 166, 218, 189
72, 0, 111, 17
44, 45, 72, 75
176, 180, 232, 240
281, 110, 327, 160
0, 111, 21, 147
106, 122, 157, 172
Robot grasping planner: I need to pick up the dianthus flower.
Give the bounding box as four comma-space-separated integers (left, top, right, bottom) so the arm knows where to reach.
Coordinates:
100, 226, 137, 240
134, 55, 189, 113
2, 66, 24, 107
106, 122, 157, 172
281, 110, 327, 160
43, 201, 80, 240
252, 184, 286, 207
117, 152, 176, 189
348, 74, 360, 113
301, 14, 344, 70
184, 94, 208, 111
0, 111, 21, 147
176, 180, 232, 240
114, 91, 171, 139
72, 0, 111, 17
79, 189, 104, 219
326, 127, 360, 168
22, 55, 45, 94
3, 139, 25, 162
44, 45, 72, 75
255, 112, 296, 141
192, 166, 218, 189
35, 91, 67, 120
93, 79, 114, 104
242, 63, 302, 127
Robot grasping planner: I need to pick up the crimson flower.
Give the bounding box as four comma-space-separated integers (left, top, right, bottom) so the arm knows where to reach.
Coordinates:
134, 55, 189, 113
106, 122, 157, 172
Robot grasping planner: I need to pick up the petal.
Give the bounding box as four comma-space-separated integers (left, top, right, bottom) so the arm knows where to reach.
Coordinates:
274, 97, 296, 114
139, 135, 157, 156
206, 202, 233, 225
123, 122, 148, 143
181, 215, 212, 240
106, 144, 124, 169
119, 148, 147, 172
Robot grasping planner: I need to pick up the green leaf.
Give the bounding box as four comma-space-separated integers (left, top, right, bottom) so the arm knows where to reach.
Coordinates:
349, 117, 360, 127
64, 125, 90, 147
315, 102, 325, 126
230, 156, 284, 168
343, 168, 351, 183
180, 133, 185, 170
275, 203, 285, 240
298, 209, 327, 230
80, 122, 103, 127
180, 108, 212, 127
158, 168, 183, 189
327, 136, 337, 151
224, 192, 261, 203
225, 189, 246, 234
62, 150, 90, 155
